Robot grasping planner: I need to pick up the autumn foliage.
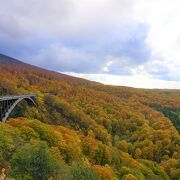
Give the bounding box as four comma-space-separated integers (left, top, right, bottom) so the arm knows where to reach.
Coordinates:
0, 57, 180, 179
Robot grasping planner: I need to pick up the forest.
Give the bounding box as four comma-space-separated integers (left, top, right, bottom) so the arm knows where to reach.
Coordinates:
0, 56, 180, 179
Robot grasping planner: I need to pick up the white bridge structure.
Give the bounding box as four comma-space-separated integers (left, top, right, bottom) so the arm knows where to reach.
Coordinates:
0, 94, 37, 122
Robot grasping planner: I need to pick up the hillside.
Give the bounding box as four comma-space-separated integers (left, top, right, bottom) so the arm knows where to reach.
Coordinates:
0, 54, 180, 179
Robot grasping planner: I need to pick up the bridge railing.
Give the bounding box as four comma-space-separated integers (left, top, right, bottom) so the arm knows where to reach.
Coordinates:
0, 94, 37, 101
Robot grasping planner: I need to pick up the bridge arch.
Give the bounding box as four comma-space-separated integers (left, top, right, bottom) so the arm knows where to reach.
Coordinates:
0, 95, 37, 122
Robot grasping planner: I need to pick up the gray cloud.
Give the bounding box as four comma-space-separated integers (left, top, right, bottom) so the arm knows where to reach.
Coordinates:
0, 0, 179, 82
0, 0, 135, 38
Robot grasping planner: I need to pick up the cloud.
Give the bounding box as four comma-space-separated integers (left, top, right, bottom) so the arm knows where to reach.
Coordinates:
135, 0, 180, 81
27, 44, 102, 73
19, 22, 150, 75
1, 0, 150, 75
0, 0, 135, 38
0, 0, 180, 87
65, 72, 180, 89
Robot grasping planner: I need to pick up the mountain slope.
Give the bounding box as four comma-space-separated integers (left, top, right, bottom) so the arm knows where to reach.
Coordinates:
0, 54, 95, 86
0, 54, 24, 65
0, 54, 180, 179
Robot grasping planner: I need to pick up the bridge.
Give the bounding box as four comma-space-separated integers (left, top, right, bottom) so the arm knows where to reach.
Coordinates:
0, 94, 37, 122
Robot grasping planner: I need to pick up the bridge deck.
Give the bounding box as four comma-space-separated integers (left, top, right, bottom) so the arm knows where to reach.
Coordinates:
0, 94, 37, 101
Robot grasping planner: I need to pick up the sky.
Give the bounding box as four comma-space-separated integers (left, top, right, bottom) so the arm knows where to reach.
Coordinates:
0, 0, 180, 89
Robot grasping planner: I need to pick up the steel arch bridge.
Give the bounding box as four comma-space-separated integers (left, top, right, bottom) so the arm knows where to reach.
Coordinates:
0, 94, 37, 122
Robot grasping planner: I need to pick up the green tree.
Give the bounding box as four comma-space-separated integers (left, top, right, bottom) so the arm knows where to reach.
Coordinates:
10, 141, 63, 180
71, 161, 99, 180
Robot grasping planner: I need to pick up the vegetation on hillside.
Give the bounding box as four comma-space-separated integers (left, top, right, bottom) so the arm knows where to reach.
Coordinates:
0, 60, 180, 179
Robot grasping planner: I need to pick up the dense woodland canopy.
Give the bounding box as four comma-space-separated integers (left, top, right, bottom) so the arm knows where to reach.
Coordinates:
0, 54, 180, 179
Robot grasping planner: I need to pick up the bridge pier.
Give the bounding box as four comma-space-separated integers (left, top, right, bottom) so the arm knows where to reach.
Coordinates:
0, 94, 37, 122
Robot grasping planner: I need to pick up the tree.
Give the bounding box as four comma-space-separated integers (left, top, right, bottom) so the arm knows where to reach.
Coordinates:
134, 148, 142, 159
71, 161, 99, 180
10, 141, 64, 180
